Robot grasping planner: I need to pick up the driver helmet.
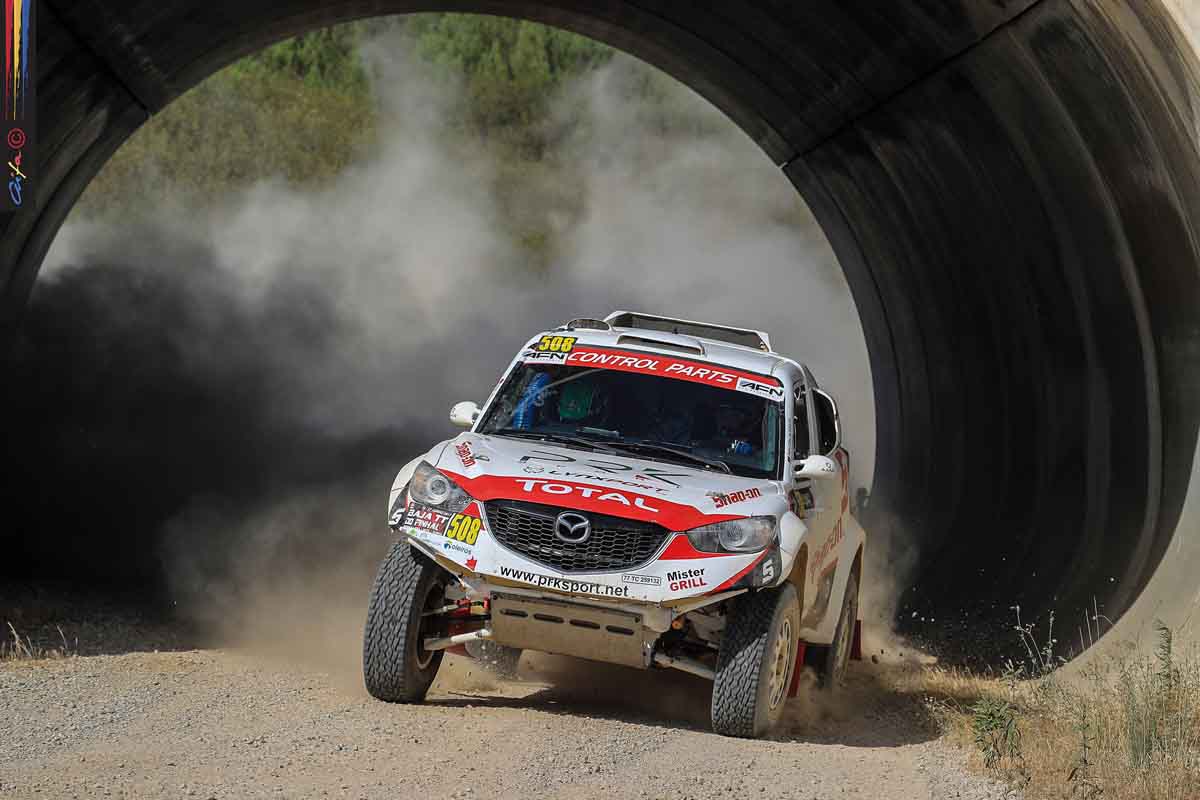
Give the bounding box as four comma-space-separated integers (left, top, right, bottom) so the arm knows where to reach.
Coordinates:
714, 402, 759, 456
715, 401, 756, 437
558, 379, 608, 423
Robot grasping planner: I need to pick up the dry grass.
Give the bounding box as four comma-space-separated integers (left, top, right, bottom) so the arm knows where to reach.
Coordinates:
1, 621, 75, 662
923, 622, 1200, 800
1, 582, 195, 659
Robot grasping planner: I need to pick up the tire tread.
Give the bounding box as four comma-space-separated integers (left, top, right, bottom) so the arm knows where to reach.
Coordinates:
711, 588, 786, 738
362, 541, 441, 702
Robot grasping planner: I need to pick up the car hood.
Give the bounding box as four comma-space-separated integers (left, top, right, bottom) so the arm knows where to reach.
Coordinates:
433, 432, 785, 531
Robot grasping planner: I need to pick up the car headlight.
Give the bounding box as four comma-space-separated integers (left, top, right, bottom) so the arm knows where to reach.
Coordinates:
686, 516, 777, 554
408, 461, 472, 513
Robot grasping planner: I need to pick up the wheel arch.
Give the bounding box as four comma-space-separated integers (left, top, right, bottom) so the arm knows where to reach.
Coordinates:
850, 543, 863, 594
848, 543, 864, 661
788, 543, 808, 606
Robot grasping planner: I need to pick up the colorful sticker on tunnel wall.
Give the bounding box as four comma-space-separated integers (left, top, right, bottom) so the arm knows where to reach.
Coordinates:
3, 0, 35, 213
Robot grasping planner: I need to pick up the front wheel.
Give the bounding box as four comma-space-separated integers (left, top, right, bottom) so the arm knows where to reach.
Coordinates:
363, 541, 448, 702
711, 583, 800, 738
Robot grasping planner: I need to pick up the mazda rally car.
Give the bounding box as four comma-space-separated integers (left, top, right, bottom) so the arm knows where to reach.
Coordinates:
363, 311, 865, 738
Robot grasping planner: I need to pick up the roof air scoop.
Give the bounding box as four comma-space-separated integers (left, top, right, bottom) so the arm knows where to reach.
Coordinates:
616, 334, 705, 356
564, 318, 612, 331
604, 311, 771, 352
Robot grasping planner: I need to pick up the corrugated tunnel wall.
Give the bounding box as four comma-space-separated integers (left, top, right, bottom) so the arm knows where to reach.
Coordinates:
1, 0, 1199, 656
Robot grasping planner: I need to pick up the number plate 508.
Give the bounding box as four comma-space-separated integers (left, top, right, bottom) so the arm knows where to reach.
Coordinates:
446, 514, 481, 545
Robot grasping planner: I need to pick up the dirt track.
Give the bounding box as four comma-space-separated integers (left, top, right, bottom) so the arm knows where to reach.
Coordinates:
0, 626, 1017, 800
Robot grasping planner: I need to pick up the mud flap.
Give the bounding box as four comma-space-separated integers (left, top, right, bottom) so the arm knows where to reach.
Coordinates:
787, 621, 861, 698
787, 642, 808, 698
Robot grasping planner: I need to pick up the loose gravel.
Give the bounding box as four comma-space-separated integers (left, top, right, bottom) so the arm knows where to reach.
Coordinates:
0, 590, 1017, 799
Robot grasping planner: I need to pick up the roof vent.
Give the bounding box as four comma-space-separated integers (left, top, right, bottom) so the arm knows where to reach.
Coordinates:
564, 318, 611, 331
617, 335, 704, 356
605, 311, 771, 351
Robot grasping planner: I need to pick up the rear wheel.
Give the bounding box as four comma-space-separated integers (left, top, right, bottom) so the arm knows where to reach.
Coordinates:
363, 541, 447, 702
817, 571, 859, 690
711, 583, 800, 738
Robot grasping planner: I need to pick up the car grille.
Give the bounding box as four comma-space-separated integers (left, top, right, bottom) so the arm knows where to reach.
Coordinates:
484, 499, 670, 574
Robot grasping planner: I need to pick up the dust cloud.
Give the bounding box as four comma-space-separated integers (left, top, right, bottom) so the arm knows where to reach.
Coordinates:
5, 30, 901, 677
555, 60, 874, 482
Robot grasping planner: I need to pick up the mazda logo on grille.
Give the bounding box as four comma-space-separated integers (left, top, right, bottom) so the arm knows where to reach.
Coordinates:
554, 512, 591, 544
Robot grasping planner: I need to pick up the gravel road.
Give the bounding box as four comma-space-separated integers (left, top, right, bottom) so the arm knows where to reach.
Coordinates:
0, 604, 1017, 800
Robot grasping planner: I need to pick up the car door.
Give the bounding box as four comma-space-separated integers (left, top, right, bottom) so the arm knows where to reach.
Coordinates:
810, 388, 847, 525
796, 386, 848, 625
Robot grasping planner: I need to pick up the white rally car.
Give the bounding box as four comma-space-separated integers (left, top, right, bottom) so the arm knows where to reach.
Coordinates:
363, 312, 865, 737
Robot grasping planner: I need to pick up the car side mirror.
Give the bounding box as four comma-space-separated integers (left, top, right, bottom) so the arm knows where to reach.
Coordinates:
449, 401, 481, 429
795, 455, 839, 480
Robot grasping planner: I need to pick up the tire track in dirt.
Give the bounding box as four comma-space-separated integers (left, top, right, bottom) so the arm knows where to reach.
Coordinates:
0, 647, 1015, 799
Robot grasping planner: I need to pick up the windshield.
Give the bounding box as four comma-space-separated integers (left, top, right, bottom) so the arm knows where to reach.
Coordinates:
477, 361, 783, 479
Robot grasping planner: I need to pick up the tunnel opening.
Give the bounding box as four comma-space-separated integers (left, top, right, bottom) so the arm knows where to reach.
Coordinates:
2, 0, 1200, 665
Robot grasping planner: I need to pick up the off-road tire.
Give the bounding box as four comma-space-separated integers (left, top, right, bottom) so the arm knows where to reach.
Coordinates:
363, 541, 447, 702
817, 571, 859, 690
711, 583, 800, 738
465, 640, 523, 679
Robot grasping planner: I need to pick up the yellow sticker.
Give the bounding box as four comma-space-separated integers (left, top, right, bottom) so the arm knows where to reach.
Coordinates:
536, 335, 576, 353
446, 513, 481, 545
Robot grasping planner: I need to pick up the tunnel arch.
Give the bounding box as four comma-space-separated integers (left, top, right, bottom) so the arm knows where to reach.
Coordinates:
2, 0, 1199, 657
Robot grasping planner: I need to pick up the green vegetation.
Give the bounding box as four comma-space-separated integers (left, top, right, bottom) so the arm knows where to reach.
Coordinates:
78, 15, 628, 218
72, 12, 766, 279
970, 695, 1023, 770
85, 68, 376, 207
230, 24, 373, 92
407, 14, 611, 155
934, 616, 1200, 799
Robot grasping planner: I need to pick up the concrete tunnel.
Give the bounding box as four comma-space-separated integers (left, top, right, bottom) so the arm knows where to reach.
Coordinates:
1, 0, 1199, 659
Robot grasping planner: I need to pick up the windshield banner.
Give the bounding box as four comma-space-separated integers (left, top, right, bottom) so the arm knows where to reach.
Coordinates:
522, 345, 784, 400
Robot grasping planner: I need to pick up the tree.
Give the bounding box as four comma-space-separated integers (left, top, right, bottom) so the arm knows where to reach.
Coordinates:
231, 23, 370, 94
406, 14, 612, 152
